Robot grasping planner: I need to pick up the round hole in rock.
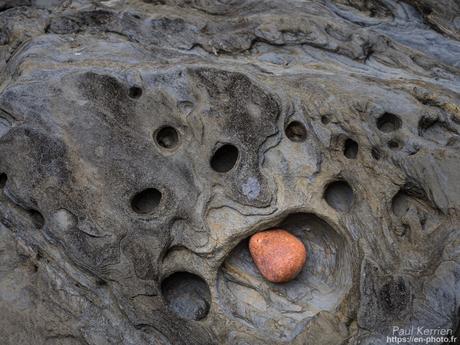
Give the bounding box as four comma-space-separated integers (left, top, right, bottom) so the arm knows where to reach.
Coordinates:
210, 144, 239, 173
0, 173, 7, 188
128, 86, 143, 99
324, 180, 354, 212
162, 272, 211, 321
155, 126, 179, 150
371, 147, 381, 160
285, 121, 307, 142
388, 139, 401, 150
217, 213, 352, 341
321, 115, 330, 125
343, 138, 358, 159
376, 113, 402, 132
131, 188, 162, 214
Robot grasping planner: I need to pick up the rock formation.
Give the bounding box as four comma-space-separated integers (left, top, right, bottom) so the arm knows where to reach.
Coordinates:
0, 0, 459, 344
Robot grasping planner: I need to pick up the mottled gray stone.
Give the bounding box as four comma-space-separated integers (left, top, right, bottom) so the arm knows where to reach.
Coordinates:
0, 0, 459, 344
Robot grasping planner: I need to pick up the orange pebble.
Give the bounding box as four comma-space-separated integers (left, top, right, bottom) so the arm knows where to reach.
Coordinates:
249, 229, 307, 283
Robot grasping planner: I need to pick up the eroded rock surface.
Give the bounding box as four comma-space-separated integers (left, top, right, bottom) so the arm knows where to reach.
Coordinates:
0, 0, 459, 344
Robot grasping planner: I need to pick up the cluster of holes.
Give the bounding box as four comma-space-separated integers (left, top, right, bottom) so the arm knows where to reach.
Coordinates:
374, 113, 404, 155
285, 121, 307, 142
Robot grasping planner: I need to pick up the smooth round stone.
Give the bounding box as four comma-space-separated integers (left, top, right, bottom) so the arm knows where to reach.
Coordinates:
249, 229, 307, 283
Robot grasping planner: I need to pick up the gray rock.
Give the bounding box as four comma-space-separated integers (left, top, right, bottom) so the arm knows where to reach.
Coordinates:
0, 0, 459, 344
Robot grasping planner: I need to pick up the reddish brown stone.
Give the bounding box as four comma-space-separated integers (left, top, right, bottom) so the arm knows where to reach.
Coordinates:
249, 229, 307, 283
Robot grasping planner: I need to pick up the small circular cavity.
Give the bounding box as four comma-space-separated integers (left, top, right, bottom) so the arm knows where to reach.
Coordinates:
324, 180, 354, 212
155, 126, 180, 150
128, 86, 143, 99
321, 115, 330, 125
285, 121, 307, 142
161, 272, 211, 321
387, 139, 401, 150
131, 188, 162, 214
343, 138, 358, 159
376, 113, 402, 133
210, 144, 239, 173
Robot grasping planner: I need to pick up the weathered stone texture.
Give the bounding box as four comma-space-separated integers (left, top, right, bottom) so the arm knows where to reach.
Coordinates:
0, 0, 459, 344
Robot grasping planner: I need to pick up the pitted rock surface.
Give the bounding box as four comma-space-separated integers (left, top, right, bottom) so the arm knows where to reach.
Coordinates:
0, 0, 459, 345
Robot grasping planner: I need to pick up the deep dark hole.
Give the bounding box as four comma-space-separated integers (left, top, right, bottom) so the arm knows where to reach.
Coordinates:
155, 126, 179, 149
131, 188, 162, 214
162, 272, 211, 321
0, 173, 7, 188
343, 139, 358, 159
29, 209, 45, 229
376, 113, 402, 133
324, 180, 354, 212
388, 139, 401, 150
321, 115, 330, 125
371, 147, 381, 160
285, 121, 307, 142
128, 86, 143, 99
210, 144, 239, 173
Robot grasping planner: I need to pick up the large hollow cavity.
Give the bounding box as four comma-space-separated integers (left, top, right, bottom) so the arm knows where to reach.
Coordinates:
343, 138, 358, 159
285, 121, 307, 142
217, 213, 353, 341
210, 144, 239, 173
376, 113, 402, 133
131, 188, 162, 214
155, 126, 179, 150
161, 272, 211, 321
324, 181, 354, 212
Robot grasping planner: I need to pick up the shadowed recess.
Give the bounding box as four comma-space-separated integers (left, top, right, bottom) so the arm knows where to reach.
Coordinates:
155, 126, 179, 150
371, 146, 381, 160
376, 113, 402, 133
128, 86, 143, 99
210, 144, 239, 173
324, 181, 354, 212
0, 173, 6, 188
131, 188, 162, 214
29, 209, 45, 229
343, 138, 358, 159
285, 121, 307, 142
388, 139, 401, 150
162, 272, 211, 321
